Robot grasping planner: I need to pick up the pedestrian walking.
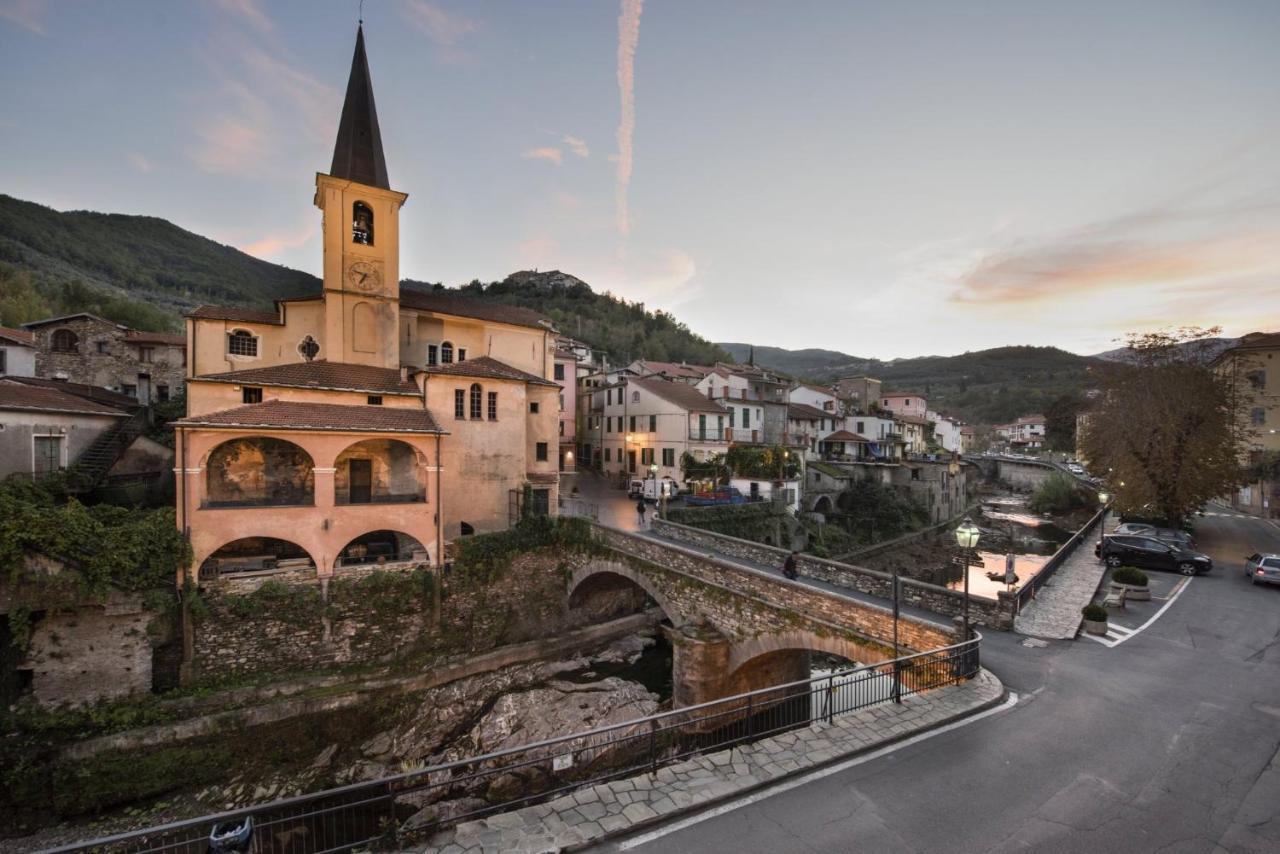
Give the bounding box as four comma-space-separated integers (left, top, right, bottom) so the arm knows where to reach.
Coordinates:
783, 550, 798, 580
1004, 551, 1017, 590
636, 497, 648, 528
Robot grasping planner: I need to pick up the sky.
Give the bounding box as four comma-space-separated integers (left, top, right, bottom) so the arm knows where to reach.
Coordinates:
2, 0, 1279, 358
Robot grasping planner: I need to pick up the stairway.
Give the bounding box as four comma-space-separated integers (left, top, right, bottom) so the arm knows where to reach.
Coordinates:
68, 407, 151, 492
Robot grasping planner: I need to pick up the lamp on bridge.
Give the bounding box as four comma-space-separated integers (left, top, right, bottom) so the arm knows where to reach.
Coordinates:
954, 517, 981, 641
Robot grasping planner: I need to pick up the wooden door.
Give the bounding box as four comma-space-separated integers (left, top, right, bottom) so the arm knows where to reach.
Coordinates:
348, 459, 372, 503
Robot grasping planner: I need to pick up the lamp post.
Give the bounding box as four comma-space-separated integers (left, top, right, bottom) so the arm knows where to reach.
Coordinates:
1096, 490, 1111, 563
954, 517, 981, 642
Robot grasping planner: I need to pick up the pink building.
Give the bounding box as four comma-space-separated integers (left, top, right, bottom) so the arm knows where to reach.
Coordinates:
880, 392, 928, 420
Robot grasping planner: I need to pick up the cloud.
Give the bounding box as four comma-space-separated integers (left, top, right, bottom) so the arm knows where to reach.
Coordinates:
401, 0, 477, 46
240, 224, 315, 260
614, 0, 643, 238
523, 147, 564, 166
126, 152, 152, 173
212, 0, 272, 31
190, 118, 267, 175
562, 135, 590, 159
0, 0, 47, 34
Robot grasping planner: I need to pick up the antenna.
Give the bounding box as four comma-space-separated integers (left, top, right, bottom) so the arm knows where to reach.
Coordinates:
359, 0, 364, 25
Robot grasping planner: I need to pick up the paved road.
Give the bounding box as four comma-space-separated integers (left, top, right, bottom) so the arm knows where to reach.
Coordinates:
603, 512, 1280, 854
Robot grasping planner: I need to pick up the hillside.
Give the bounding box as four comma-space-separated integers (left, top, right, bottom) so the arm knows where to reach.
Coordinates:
722, 341, 1098, 425
0, 194, 319, 331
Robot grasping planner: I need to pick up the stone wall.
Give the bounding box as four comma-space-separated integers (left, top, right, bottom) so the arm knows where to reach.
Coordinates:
648, 518, 1011, 630
29, 314, 185, 401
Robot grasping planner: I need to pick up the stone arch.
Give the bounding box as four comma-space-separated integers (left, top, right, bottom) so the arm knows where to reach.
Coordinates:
198, 536, 317, 580
727, 629, 893, 677
567, 560, 687, 627
204, 436, 315, 507
334, 529, 429, 569
812, 495, 833, 514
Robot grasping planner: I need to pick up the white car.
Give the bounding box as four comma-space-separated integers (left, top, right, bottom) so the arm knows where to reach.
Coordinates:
1067, 464, 1085, 475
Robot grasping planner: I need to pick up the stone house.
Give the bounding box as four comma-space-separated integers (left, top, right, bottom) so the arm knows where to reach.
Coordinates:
0, 325, 36, 377
176, 26, 561, 586
834, 375, 882, 412
22, 313, 186, 404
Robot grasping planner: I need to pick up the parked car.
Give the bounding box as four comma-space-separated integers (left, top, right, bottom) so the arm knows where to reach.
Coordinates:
1112, 523, 1196, 550
1244, 553, 1280, 586
628, 478, 678, 502
1096, 534, 1213, 575
1067, 464, 1085, 475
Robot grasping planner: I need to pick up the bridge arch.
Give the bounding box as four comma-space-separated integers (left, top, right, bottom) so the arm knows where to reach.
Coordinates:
567, 559, 687, 627
727, 629, 893, 677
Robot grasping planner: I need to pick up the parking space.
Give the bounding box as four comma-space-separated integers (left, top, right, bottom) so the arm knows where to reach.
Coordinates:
1083, 568, 1193, 647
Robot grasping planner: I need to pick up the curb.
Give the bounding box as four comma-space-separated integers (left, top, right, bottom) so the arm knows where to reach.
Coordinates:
566, 669, 1009, 852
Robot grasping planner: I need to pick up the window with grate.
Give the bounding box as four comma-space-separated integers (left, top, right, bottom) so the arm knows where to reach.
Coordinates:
243, 387, 263, 404
51, 329, 78, 352
536, 442, 548, 461
554, 363, 565, 381
455, 389, 465, 419
649, 415, 656, 432
228, 329, 257, 357
427, 344, 438, 366
441, 342, 454, 364
487, 391, 497, 421
470, 383, 482, 419
367, 395, 383, 406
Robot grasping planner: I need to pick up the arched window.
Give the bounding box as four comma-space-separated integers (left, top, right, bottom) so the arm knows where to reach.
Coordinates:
632, 391, 640, 403
469, 383, 483, 419
227, 329, 258, 357
51, 329, 78, 353
352, 201, 374, 245
441, 341, 454, 364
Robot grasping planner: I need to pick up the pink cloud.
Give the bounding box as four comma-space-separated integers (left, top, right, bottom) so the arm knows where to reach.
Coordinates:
240, 224, 315, 260
523, 147, 564, 166
562, 135, 590, 159
213, 0, 272, 31
0, 0, 47, 34
401, 0, 477, 46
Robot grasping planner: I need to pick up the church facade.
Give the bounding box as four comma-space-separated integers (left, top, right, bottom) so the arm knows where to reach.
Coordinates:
175, 27, 560, 582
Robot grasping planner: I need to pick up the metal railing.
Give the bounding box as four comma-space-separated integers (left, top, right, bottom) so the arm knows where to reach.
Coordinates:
49, 637, 980, 854
1015, 504, 1107, 610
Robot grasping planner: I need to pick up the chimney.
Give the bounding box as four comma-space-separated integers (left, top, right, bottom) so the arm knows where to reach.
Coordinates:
400, 365, 411, 382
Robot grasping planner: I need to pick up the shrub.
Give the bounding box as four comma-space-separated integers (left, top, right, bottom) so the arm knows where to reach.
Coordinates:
1029, 472, 1093, 514
1081, 604, 1108, 622
1112, 566, 1149, 586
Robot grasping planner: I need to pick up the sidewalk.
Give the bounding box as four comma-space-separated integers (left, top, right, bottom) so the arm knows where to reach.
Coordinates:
1013, 515, 1116, 640
411, 669, 1005, 854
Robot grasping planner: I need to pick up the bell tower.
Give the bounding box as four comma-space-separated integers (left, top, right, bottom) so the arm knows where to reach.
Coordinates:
314, 24, 408, 369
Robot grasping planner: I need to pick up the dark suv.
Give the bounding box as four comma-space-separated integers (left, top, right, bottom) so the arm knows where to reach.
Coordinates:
1097, 535, 1213, 575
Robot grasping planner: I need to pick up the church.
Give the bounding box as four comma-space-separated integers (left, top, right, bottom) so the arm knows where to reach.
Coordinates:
174, 26, 561, 581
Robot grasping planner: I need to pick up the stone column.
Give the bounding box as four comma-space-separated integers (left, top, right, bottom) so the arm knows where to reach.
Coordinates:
665, 621, 731, 709
313, 467, 336, 577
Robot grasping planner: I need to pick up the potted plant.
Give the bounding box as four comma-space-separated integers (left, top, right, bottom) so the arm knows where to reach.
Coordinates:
1111, 566, 1150, 601
1081, 604, 1109, 636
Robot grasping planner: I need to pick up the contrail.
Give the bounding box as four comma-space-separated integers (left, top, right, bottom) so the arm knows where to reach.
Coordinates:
616, 0, 643, 238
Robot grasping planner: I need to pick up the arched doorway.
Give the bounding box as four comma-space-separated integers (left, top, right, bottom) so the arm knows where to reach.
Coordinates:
200, 537, 315, 580
335, 530, 427, 569
334, 439, 425, 505
812, 495, 833, 514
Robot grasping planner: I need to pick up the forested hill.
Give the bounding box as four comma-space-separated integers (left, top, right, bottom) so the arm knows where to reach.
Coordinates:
407, 271, 729, 365
0, 195, 727, 363
0, 194, 320, 331
722, 341, 1099, 425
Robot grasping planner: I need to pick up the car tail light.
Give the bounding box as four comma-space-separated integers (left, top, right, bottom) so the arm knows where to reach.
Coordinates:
1258, 569, 1266, 576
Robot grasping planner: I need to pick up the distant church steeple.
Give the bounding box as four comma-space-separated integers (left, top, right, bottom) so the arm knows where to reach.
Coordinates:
329, 25, 390, 190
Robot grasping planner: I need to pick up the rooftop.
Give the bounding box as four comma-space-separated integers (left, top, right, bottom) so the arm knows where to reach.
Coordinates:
175, 400, 443, 434
629, 376, 727, 413
125, 330, 186, 347
787, 402, 831, 421
193, 361, 421, 395
0, 379, 128, 417
9, 376, 141, 409
186, 305, 283, 325
632, 360, 713, 380
400, 288, 552, 330
0, 325, 35, 347
425, 356, 559, 386
823, 429, 872, 442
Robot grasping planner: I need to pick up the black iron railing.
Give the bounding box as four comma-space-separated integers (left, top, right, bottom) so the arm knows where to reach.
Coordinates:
1015, 504, 1107, 610
48, 637, 980, 854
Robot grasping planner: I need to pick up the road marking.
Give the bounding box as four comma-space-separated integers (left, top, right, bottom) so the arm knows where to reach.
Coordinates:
617, 691, 1020, 851
1082, 576, 1193, 648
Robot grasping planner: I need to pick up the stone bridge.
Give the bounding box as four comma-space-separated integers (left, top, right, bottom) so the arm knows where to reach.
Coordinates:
969, 455, 1069, 491
568, 526, 959, 707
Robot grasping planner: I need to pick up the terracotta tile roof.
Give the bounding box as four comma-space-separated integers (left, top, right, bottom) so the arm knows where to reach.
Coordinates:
399, 288, 552, 330
125, 330, 186, 346
187, 305, 284, 325
0, 325, 35, 347
553, 348, 579, 360
424, 356, 558, 386
787, 402, 832, 421
629, 376, 727, 413
175, 400, 444, 434
9, 377, 141, 409
895, 414, 930, 425
633, 360, 713, 380
193, 361, 421, 395
0, 379, 128, 416
823, 430, 871, 443
21, 312, 122, 330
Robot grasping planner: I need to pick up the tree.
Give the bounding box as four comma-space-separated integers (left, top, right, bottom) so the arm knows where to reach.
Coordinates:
1044, 390, 1085, 452
1079, 328, 1245, 523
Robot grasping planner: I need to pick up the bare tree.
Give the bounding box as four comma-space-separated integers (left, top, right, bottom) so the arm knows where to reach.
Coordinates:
1079, 327, 1247, 523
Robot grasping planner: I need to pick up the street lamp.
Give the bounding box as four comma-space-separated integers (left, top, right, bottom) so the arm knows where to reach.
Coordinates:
1096, 490, 1111, 563
954, 517, 981, 641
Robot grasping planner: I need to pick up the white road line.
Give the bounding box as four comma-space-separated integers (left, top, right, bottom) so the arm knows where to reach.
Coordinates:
1108, 624, 1135, 636
617, 691, 1020, 851
1081, 576, 1193, 649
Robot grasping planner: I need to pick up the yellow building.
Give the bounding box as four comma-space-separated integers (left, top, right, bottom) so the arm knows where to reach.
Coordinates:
1214, 332, 1280, 517
175, 26, 561, 582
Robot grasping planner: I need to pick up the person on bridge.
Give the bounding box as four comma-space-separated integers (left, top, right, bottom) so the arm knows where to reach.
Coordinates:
783, 550, 799, 580
636, 497, 648, 528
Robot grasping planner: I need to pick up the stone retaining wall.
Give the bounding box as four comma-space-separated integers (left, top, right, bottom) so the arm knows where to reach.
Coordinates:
649, 518, 1012, 630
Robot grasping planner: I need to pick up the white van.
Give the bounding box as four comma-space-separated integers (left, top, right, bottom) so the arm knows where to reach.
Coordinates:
629, 478, 678, 501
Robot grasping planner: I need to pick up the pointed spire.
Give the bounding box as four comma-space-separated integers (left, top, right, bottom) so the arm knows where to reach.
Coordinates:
330, 25, 390, 189
748, 345, 755, 367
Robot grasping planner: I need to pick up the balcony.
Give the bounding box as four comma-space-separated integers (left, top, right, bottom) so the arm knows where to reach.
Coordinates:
688, 427, 729, 442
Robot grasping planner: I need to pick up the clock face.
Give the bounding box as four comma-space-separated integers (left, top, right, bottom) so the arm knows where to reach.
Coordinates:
346, 260, 383, 292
